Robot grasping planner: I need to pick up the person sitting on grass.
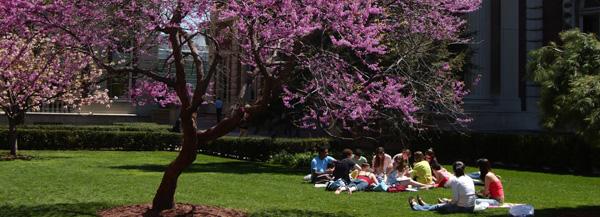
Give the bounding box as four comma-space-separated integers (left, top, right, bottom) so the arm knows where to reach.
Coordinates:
432, 163, 454, 188
308, 146, 336, 183
387, 155, 432, 189
335, 163, 379, 195
333, 149, 361, 185
408, 161, 476, 213
411, 151, 434, 185
372, 147, 393, 181
351, 148, 368, 165
474, 158, 504, 206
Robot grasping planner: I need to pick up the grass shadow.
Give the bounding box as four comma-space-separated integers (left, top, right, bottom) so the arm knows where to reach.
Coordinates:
0, 202, 113, 217
110, 161, 306, 175
486, 205, 600, 217
250, 209, 353, 217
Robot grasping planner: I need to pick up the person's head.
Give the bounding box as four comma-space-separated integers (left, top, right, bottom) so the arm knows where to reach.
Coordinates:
425, 148, 435, 161
354, 149, 363, 158
431, 162, 442, 171
414, 151, 424, 162
360, 163, 371, 170
402, 148, 411, 160
327, 162, 335, 171
317, 146, 329, 159
342, 148, 353, 159
394, 155, 406, 171
452, 161, 466, 177
477, 158, 492, 180
217, 97, 221, 100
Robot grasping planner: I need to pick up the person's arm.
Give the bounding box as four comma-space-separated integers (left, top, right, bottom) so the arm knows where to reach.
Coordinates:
371, 173, 379, 186
482, 174, 492, 196
311, 159, 322, 176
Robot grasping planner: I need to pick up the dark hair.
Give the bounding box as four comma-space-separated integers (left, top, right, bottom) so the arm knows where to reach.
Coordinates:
414, 151, 424, 162
327, 162, 335, 169
361, 163, 370, 168
342, 148, 353, 158
374, 147, 385, 169
425, 148, 435, 157
317, 145, 329, 153
394, 156, 407, 172
477, 158, 492, 180
453, 161, 466, 177
431, 163, 442, 171
354, 149, 363, 157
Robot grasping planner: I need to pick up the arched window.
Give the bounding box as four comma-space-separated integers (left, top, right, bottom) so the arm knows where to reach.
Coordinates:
580, 0, 600, 34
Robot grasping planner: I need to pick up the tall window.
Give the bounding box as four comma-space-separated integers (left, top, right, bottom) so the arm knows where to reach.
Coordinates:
580, 0, 600, 35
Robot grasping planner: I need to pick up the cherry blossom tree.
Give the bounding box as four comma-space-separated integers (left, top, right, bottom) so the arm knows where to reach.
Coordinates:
1, 0, 480, 211
0, 34, 110, 157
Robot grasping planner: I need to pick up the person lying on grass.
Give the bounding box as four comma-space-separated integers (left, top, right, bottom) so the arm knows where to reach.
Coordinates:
335, 163, 379, 195
432, 163, 454, 188
408, 161, 477, 213
387, 154, 433, 189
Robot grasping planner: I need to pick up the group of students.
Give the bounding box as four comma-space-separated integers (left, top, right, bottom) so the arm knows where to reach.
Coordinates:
307, 146, 505, 213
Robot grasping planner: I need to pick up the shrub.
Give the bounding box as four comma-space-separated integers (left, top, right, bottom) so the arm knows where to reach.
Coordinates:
0, 124, 597, 174
268, 151, 315, 169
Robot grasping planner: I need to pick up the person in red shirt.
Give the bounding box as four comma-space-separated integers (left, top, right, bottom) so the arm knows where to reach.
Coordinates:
475, 158, 504, 206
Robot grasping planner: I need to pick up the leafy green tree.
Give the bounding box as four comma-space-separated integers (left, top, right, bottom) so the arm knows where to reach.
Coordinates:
529, 29, 600, 143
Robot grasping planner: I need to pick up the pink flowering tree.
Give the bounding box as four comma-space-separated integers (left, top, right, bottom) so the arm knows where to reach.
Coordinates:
1, 0, 480, 211
282, 0, 481, 141
0, 34, 110, 157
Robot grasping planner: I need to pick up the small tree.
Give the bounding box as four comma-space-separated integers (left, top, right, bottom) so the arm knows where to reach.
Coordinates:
529, 29, 600, 143
0, 35, 109, 157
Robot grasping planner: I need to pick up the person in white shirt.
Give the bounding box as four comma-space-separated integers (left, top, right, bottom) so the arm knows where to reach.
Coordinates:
372, 147, 393, 181
408, 161, 476, 213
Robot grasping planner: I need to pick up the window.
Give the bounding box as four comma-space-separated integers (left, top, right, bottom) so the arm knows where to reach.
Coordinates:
580, 0, 600, 35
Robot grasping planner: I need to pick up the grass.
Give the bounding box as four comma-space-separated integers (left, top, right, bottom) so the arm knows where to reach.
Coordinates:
0, 150, 599, 217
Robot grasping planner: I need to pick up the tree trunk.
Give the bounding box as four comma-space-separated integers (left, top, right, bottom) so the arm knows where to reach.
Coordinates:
151, 113, 199, 211
8, 118, 18, 157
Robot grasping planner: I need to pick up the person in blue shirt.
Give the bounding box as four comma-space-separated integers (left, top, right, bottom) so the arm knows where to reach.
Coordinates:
215, 97, 223, 123
310, 146, 336, 183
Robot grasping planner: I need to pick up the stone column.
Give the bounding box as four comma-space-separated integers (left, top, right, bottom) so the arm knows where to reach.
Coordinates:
498, 0, 522, 112
526, 0, 544, 113
466, 0, 492, 100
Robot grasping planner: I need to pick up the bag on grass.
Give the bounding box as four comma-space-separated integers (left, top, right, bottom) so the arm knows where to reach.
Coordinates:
387, 184, 406, 193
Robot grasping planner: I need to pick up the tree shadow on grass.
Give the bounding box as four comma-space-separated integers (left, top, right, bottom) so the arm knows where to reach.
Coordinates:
486, 205, 600, 217
110, 161, 306, 175
0, 202, 113, 217
249, 209, 353, 217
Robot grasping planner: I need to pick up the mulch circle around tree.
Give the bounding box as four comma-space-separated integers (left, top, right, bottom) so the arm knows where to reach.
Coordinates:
97, 203, 248, 217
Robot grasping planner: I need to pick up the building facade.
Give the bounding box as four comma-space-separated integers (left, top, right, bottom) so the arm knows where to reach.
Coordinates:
463, 0, 598, 131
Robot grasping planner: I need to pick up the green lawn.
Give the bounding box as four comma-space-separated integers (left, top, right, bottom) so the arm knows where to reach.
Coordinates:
0, 151, 598, 217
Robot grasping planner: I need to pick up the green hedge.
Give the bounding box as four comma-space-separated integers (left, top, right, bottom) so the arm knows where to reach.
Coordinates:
0, 125, 597, 174
0, 129, 181, 151
0, 123, 172, 132
199, 137, 329, 161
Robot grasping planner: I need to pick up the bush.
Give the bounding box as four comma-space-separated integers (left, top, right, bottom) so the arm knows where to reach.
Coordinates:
268, 151, 315, 169
0, 129, 181, 151
199, 137, 329, 161
0, 123, 172, 132
0, 124, 597, 174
